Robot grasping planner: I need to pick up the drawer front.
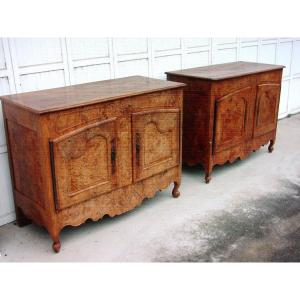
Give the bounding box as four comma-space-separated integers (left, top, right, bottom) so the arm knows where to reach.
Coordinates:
132, 109, 180, 182
253, 83, 281, 137
50, 118, 118, 210
213, 86, 255, 153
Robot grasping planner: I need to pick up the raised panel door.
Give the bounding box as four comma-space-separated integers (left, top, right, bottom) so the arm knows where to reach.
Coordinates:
50, 118, 118, 210
213, 86, 254, 153
254, 83, 281, 137
132, 109, 180, 182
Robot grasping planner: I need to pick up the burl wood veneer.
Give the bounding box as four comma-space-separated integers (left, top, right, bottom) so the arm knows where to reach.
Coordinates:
166, 61, 284, 183
1, 76, 185, 253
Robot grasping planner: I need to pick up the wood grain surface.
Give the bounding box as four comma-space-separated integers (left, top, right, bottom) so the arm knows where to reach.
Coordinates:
1, 76, 184, 253
166, 61, 284, 81
167, 62, 284, 183
0, 75, 185, 114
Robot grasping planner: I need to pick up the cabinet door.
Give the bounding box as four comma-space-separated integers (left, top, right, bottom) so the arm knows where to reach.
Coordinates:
213, 87, 254, 153
50, 118, 118, 210
253, 83, 281, 137
132, 109, 180, 182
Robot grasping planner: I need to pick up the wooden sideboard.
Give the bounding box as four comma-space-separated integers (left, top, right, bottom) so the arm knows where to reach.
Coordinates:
166, 61, 284, 183
1, 76, 185, 252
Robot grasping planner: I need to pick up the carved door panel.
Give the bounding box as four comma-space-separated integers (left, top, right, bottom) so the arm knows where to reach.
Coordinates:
132, 109, 180, 182
50, 118, 118, 210
213, 87, 254, 153
253, 83, 281, 137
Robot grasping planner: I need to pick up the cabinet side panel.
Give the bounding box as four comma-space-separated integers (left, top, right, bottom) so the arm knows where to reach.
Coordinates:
167, 74, 212, 166
6, 120, 44, 208
3, 103, 45, 211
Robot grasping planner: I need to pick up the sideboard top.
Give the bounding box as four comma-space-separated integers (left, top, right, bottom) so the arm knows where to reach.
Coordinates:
165, 61, 285, 81
0, 76, 185, 114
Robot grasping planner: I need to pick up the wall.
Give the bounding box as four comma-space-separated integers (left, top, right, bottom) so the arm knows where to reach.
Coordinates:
0, 37, 299, 226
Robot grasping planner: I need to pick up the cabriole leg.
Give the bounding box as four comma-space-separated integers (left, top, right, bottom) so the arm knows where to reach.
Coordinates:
205, 173, 211, 184
204, 164, 213, 184
49, 229, 61, 253
172, 181, 180, 198
52, 239, 61, 253
268, 139, 275, 153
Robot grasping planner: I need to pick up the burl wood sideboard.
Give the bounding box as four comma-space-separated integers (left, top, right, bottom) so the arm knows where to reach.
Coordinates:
1, 76, 185, 252
166, 61, 284, 183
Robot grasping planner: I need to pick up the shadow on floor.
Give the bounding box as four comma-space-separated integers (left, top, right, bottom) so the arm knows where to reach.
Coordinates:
153, 179, 300, 262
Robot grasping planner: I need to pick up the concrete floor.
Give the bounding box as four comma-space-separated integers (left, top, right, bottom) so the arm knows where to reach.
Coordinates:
0, 113, 299, 262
